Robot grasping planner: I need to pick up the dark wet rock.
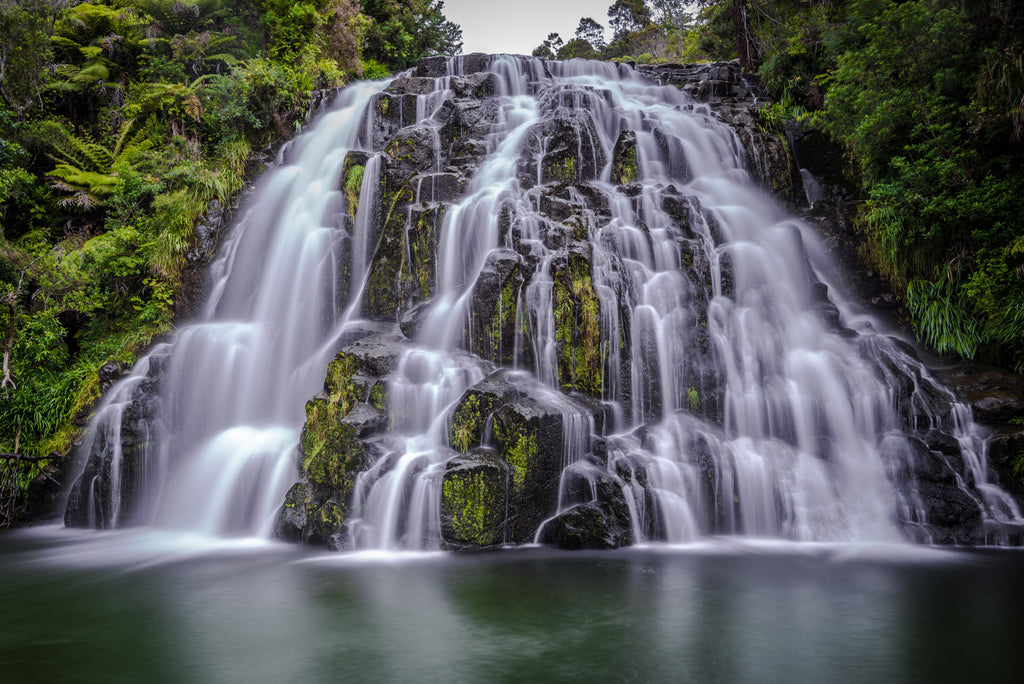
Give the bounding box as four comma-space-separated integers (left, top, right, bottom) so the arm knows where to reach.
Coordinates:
456, 53, 492, 75
275, 343, 395, 545
98, 361, 127, 391
413, 172, 466, 203
936, 364, 1024, 425
415, 55, 448, 78
537, 466, 633, 549
64, 357, 165, 529
611, 130, 638, 186
370, 92, 420, 149
383, 124, 442, 178
343, 403, 389, 438
492, 397, 566, 542
468, 250, 527, 367
362, 181, 443, 320
340, 331, 407, 376
637, 60, 758, 102
517, 108, 606, 189
450, 72, 498, 99
387, 76, 439, 96
441, 449, 511, 548
988, 428, 1024, 499
449, 370, 525, 453
435, 98, 501, 173
399, 299, 433, 339
274, 482, 307, 543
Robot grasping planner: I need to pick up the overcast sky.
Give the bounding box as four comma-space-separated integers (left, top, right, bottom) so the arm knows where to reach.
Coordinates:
442, 0, 615, 56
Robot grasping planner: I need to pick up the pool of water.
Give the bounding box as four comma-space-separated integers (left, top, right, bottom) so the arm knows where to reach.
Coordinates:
2, 528, 1022, 683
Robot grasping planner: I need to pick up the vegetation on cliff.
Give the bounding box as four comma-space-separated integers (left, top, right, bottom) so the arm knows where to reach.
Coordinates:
0, 0, 460, 522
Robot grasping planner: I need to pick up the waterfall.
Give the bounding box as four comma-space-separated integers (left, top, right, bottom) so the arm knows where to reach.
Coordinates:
64, 55, 1024, 550
64, 80, 389, 535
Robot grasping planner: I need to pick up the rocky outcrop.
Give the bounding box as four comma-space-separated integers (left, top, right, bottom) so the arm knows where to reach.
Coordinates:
275, 328, 397, 547
275, 54, 1024, 552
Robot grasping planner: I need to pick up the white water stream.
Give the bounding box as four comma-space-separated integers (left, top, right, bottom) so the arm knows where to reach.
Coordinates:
65, 56, 1023, 549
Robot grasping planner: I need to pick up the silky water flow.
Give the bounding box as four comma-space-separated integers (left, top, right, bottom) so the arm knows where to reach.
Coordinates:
63, 56, 1024, 549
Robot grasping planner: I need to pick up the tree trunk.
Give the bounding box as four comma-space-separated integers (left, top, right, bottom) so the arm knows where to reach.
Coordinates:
731, 0, 756, 73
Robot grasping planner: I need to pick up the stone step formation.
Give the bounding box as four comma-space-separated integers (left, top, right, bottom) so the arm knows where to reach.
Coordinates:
65, 55, 1024, 551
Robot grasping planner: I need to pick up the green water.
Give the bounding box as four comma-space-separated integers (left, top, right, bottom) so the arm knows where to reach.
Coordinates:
1, 529, 1021, 683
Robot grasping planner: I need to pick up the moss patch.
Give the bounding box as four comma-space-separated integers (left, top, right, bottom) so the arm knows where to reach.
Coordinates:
441, 455, 508, 546
493, 412, 539, 490
612, 130, 639, 185
344, 164, 365, 217
543, 152, 577, 184
553, 251, 604, 397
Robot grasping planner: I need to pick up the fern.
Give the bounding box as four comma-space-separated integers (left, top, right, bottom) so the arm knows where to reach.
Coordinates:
906, 278, 983, 358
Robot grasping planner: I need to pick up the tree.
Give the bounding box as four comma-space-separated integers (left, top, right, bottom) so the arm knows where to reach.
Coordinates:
607, 0, 652, 40
558, 38, 600, 61
695, 0, 756, 72
361, 0, 462, 70
0, 0, 54, 113
575, 17, 605, 52
532, 32, 564, 60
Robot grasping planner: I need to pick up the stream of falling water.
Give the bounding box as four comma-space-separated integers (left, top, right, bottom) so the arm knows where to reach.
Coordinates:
64, 55, 1023, 549
64, 81, 390, 535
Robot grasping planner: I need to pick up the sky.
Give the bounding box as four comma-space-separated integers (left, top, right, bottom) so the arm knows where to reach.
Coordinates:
441, 0, 614, 56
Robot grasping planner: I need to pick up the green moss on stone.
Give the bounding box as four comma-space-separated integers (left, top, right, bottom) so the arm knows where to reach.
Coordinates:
612, 130, 639, 185
344, 164, 365, 217
450, 393, 481, 453
553, 251, 604, 397
441, 461, 506, 546
449, 388, 507, 454
614, 151, 638, 185
688, 387, 700, 412
369, 381, 389, 412
364, 181, 415, 319
545, 155, 577, 184
494, 415, 538, 490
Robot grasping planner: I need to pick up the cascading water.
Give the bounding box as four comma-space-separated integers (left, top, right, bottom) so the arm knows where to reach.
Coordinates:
65, 54, 1024, 550
63, 80, 390, 535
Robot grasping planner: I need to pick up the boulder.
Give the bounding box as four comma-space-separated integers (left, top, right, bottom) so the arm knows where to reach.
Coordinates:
441, 449, 511, 547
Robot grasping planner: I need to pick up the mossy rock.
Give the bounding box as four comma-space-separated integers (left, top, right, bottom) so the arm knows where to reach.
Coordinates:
611, 130, 639, 185
468, 249, 526, 367
384, 124, 443, 178
492, 398, 565, 542
448, 371, 524, 453
517, 108, 606, 189
441, 450, 511, 547
362, 175, 442, 321
278, 342, 396, 546
551, 249, 604, 398
369, 92, 420, 150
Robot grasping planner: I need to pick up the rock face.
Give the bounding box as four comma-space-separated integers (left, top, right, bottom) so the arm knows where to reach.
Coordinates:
64, 349, 170, 528
265, 54, 1024, 550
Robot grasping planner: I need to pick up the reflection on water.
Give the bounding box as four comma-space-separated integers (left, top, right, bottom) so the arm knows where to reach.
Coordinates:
1, 529, 1022, 683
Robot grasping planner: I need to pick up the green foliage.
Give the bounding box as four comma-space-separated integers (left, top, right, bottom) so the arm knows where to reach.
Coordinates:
905, 278, 982, 358
558, 39, 600, 61
0, 0, 53, 113
361, 0, 462, 70
814, 0, 1024, 368
0, 0, 428, 503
